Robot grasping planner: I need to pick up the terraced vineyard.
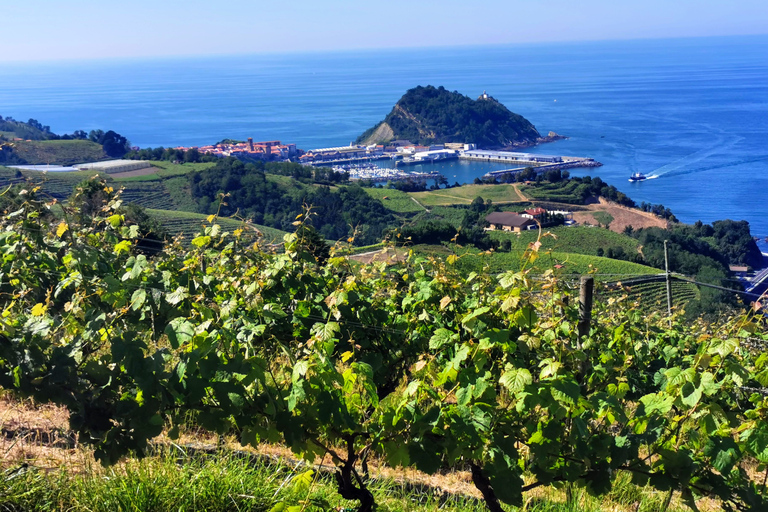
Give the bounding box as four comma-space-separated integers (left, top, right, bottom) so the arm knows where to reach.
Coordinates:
520, 180, 587, 204
600, 278, 700, 311
488, 226, 643, 258
0, 167, 95, 199
119, 188, 177, 210
110, 161, 214, 182
147, 209, 287, 245
415, 244, 659, 276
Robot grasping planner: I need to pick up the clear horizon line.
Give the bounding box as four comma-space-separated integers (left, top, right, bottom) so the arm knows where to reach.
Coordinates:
1, 32, 767, 66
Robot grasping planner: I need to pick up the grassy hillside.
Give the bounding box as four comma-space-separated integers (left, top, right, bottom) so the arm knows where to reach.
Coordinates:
11, 139, 106, 165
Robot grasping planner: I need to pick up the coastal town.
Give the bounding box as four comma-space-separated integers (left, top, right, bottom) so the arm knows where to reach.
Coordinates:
170, 138, 602, 182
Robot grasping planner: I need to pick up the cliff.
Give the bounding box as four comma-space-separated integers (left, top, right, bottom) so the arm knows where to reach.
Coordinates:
356, 86, 540, 148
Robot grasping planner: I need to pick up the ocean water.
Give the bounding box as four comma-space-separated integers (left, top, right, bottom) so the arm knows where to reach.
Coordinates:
1, 35, 767, 241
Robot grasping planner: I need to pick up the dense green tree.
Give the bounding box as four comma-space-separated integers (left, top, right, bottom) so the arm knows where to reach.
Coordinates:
98, 130, 131, 158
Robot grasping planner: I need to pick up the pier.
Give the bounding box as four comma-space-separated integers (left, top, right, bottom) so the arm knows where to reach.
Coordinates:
482, 158, 603, 179
456, 149, 601, 178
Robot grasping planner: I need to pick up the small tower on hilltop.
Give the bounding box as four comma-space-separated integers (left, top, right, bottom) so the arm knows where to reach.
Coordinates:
477, 90, 499, 104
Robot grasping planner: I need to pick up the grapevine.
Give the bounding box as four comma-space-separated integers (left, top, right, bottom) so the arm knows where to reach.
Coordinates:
0, 180, 766, 511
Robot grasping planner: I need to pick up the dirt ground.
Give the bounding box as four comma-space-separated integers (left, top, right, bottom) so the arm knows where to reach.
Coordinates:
572, 198, 668, 233
348, 247, 408, 264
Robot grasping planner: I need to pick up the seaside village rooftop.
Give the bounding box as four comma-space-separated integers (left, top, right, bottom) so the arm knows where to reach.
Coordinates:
174, 139, 297, 160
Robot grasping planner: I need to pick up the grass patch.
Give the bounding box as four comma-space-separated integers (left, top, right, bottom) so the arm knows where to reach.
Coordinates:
11, 140, 106, 165
0, 446, 691, 512
364, 188, 425, 213
410, 184, 524, 206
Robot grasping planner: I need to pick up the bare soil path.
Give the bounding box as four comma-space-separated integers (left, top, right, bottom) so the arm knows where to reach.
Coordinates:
572, 198, 668, 233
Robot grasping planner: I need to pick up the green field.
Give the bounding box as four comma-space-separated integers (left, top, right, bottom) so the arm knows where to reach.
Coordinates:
487, 226, 642, 258
364, 187, 425, 213
11, 140, 106, 165
147, 209, 287, 244
410, 183, 526, 206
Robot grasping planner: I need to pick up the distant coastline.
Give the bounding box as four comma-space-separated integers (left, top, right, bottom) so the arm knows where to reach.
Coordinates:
0, 37, 766, 237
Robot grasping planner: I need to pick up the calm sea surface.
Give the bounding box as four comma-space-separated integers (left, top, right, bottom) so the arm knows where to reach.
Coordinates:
1, 36, 767, 242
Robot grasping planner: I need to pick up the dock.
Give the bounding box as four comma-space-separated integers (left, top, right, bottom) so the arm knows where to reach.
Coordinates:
454, 149, 601, 178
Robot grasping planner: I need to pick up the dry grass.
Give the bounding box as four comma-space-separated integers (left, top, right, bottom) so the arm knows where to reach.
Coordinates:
0, 395, 734, 512
0, 394, 88, 473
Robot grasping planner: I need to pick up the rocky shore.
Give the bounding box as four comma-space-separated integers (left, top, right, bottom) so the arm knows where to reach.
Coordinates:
499, 131, 567, 151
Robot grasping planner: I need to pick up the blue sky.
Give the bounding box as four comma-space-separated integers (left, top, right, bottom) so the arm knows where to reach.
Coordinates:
3, 0, 767, 62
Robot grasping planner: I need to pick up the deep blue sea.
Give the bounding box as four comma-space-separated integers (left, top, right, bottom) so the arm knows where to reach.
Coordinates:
1, 35, 767, 244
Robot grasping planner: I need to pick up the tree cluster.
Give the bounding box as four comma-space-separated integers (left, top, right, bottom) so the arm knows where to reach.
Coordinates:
125, 146, 220, 163
357, 85, 540, 147
188, 158, 394, 245
86, 129, 132, 158
639, 202, 677, 221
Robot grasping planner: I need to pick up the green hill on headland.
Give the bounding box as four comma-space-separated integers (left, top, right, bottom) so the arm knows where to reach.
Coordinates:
0, 114, 132, 165
356, 85, 541, 147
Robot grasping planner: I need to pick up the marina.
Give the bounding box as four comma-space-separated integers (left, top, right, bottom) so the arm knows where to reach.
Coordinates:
331, 162, 443, 183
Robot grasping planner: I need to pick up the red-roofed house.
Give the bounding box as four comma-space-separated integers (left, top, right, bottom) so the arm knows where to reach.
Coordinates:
522, 207, 546, 222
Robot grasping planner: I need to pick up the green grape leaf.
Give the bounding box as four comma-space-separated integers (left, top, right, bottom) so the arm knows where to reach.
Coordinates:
429, 328, 456, 349
165, 318, 195, 349
130, 289, 146, 311
499, 366, 532, 393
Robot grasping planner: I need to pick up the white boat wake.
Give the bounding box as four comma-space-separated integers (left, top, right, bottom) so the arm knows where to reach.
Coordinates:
649, 135, 744, 178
